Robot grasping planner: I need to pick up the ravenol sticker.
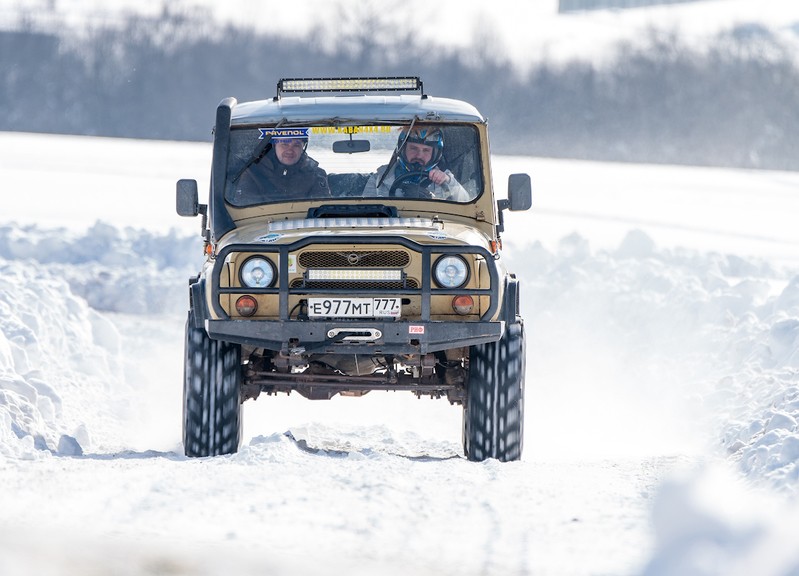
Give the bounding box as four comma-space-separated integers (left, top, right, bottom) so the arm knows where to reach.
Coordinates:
255, 233, 282, 243
259, 127, 310, 140
427, 231, 448, 240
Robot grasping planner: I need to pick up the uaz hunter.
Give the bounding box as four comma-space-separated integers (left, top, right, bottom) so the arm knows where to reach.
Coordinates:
176, 77, 531, 461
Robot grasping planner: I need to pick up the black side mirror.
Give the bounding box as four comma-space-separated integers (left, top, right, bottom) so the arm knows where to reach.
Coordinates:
507, 174, 532, 211
176, 179, 199, 217
496, 174, 531, 234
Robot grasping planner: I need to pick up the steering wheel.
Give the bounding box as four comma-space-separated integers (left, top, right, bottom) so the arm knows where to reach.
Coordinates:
388, 171, 433, 199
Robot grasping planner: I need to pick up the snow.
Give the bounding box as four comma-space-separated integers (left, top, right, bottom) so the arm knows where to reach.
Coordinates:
2, 131, 799, 574
1, 1, 798, 572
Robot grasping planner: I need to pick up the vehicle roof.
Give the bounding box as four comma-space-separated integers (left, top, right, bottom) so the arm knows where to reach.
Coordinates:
230, 94, 485, 126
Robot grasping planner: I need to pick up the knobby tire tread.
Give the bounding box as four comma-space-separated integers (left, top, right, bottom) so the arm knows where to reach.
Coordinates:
183, 312, 242, 457
464, 321, 525, 462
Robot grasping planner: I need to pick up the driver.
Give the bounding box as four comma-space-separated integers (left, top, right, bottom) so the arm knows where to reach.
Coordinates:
363, 125, 469, 201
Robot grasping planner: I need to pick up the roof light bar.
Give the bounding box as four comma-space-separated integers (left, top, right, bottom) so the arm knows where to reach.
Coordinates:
276, 77, 423, 99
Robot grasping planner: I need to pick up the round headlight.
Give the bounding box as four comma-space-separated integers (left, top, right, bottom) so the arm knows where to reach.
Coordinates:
433, 255, 469, 288
240, 257, 276, 288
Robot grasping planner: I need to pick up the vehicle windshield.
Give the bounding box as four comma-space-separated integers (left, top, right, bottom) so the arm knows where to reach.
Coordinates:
224, 123, 482, 207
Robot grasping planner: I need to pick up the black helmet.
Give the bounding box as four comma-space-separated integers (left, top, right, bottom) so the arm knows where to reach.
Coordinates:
397, 125, 444, 173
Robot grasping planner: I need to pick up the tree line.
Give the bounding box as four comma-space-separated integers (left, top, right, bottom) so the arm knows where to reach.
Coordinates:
1, 5, 797, 170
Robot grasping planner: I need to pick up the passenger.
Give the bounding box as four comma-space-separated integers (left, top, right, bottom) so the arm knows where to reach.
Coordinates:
363, 125, 470, 201
232, 135, 329, 203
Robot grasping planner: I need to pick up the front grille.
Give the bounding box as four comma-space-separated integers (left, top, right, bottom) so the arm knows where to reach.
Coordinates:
290, 279, 419, 290
298, 250, 410, 268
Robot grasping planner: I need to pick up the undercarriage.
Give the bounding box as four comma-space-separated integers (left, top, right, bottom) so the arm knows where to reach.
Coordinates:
241, 350, 468, 402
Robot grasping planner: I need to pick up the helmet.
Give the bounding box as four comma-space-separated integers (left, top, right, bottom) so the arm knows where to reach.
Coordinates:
397, 125, 444, 173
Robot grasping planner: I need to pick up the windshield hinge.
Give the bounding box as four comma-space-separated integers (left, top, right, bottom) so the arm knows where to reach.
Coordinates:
475, 210, 486, 221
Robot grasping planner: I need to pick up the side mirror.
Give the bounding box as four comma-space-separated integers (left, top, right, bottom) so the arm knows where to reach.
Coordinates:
496, 174, 532, 234
176, 179, 199, 217
507, 174, 532, 211
333, 139, 371, 154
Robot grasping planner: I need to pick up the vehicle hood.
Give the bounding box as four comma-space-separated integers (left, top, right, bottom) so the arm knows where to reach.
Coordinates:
217, 216, 493, 251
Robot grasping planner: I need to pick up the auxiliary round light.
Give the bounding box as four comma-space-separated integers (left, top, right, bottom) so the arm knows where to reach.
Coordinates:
235, 295, 258, 317
433, 255, 469, 288
240, 257, 276, 288
452, 295, 474, 315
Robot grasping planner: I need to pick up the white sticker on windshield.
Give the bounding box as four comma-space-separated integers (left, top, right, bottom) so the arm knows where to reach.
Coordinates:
259, 127, 310, 140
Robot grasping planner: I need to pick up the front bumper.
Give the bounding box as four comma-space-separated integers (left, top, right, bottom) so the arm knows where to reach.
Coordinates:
202, 234, 506, 354
206, 318, 504, 355
210, 236, 502, 322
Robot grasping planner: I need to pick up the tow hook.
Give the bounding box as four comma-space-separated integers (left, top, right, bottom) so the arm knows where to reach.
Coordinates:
326, 328, 382, 342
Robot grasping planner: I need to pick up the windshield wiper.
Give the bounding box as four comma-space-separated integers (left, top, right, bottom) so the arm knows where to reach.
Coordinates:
232, 118, 286, 183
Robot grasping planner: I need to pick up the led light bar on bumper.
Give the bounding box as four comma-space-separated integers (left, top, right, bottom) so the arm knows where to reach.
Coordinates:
306, 269, 403, 282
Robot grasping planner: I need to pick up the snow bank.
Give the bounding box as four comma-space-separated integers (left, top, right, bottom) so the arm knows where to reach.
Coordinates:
508, 230, 799, 495
642, 465, 799, 576
0, 260, 122, 458
2, 222, 798, 480
0, 223, 199, 459
0, 221, 201, 314
1, 221, 799, 573
505, 229, 799, 575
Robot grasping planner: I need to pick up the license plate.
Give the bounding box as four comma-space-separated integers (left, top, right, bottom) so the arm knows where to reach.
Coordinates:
307, 297, 401, 318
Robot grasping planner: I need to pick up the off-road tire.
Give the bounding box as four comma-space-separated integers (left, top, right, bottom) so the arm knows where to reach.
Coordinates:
463, 321, 525, 462
183, 311, 242, 457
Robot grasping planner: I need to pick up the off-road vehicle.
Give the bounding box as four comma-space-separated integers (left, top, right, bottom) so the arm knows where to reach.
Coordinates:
176, 77, 531, 461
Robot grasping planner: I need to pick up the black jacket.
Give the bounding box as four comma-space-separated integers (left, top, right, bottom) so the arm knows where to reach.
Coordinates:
231, 148, 329, 205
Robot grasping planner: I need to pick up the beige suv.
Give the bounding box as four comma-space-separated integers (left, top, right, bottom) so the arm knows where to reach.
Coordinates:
177, 77, 531, 461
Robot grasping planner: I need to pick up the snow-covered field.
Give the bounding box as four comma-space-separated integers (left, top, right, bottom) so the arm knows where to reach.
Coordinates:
2, 131, 799, 575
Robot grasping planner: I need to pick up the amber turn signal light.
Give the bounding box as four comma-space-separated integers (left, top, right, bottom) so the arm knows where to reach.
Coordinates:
235, 295, 258, 317
452, 295, 474, 315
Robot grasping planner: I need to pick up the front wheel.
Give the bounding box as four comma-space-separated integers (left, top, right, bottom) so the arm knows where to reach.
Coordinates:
183, 311, 243, 457
463, 321, 525, 462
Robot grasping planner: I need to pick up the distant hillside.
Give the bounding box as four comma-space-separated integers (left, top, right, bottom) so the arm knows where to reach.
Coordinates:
1, 3, 797, 170
559, 0, 707, 12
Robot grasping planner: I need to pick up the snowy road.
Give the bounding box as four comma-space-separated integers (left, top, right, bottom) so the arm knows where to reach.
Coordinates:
2, 133, 799, 575
0, 402, 679, 575
0, 310, 681, 574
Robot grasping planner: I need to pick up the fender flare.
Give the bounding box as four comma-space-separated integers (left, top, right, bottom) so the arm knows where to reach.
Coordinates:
501, 274, 521, 326
189, 276, 208, 330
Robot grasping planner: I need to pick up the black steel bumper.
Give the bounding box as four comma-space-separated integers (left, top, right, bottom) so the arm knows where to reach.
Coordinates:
201, 234, 507, 354
206, 318, 504, 355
